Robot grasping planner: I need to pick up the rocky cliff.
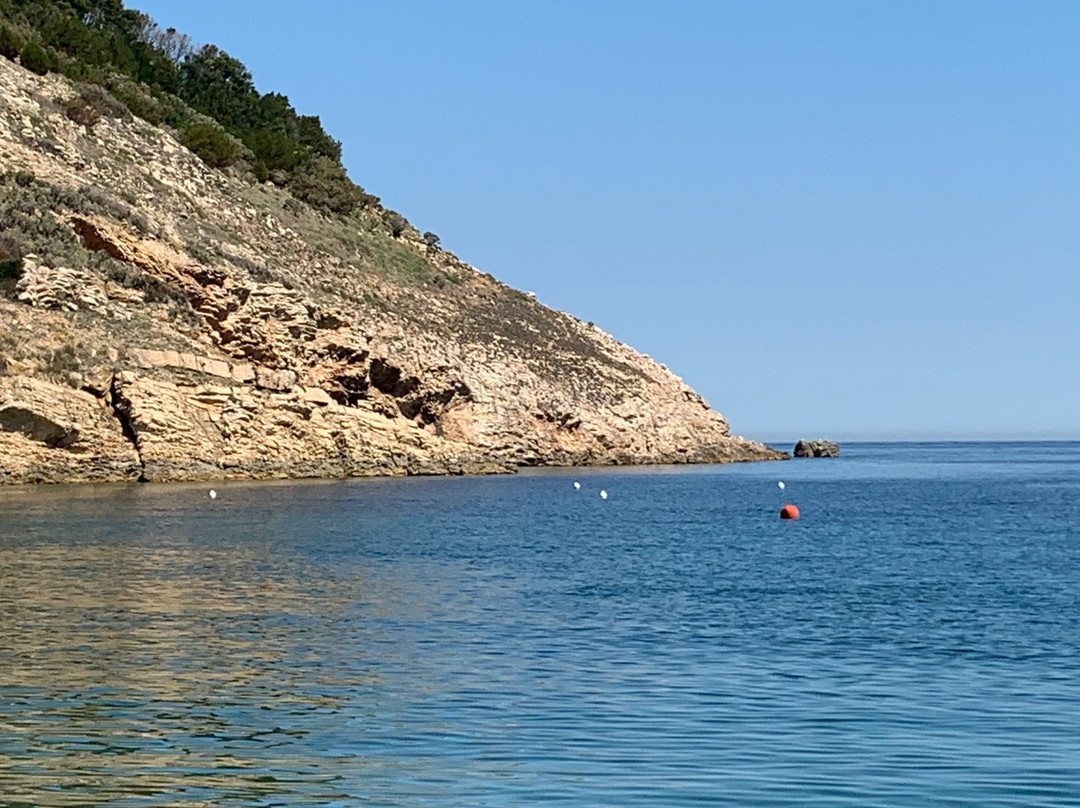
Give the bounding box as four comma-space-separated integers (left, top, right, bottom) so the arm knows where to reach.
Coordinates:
0, 57, 783, 484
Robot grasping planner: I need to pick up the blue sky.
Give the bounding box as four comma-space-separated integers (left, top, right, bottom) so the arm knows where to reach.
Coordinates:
134, 0, 1079, 441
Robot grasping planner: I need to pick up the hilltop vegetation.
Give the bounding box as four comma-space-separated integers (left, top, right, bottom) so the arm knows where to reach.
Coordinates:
0, 0, 379, 216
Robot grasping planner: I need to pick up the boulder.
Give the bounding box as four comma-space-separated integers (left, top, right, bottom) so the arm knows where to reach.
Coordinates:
793, 439, 839, 458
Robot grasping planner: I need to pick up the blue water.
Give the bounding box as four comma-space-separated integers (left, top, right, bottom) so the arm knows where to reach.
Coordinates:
0, 442, 1077, 806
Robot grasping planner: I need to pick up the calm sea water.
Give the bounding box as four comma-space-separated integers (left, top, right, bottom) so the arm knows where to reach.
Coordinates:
0, 442, 1077, 807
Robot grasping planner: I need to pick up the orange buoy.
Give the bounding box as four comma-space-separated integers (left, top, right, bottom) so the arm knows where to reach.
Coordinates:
780, 503, 800, 520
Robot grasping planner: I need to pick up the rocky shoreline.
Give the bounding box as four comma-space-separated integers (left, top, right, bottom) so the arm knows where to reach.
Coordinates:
0, 56, 785, 485
1, 367, 785, 486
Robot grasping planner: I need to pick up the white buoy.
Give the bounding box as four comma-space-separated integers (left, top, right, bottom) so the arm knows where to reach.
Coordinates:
600, 490, 608, 500
209, 489, 217, 500
777, 481, 785, 490
573, 481, 581, 490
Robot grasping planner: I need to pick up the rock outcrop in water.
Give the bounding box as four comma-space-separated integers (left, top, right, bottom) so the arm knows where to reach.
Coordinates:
0, 56, 784, 484
793, 440, 840, 458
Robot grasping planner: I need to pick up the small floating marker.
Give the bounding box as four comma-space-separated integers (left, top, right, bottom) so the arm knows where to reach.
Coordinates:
573, 481, 581, 490
780, 503, 799, 520
777, 481, 785, 490
600, 490, 608, 500
209, 489, 217, 500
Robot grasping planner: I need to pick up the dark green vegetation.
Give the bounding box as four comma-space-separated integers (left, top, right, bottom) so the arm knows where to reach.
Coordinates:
0, 0, 381, 217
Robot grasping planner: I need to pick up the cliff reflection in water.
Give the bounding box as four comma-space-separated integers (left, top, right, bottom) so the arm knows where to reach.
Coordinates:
0, 484, 413, 805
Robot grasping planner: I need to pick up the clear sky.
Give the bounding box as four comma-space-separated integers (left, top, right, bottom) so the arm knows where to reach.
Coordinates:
133, 0, 1079, 441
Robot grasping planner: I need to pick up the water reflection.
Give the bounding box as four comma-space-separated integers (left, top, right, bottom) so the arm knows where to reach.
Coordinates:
0, 449, 1077, 806
0, 537, 374, 804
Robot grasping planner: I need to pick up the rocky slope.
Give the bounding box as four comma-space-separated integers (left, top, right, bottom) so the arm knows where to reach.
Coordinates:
0, 57, 783, 484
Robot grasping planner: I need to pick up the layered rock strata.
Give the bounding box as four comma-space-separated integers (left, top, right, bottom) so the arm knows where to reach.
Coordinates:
0, 57, 784, 484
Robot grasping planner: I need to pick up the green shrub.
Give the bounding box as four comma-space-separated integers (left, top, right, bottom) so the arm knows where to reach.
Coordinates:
180, 45, 260, 131
386, 212, 409, 237
78, 185, 150, 234
19, 42, 58, 75
63, 83, 129, 129
107, 79, 164, 125
288, 156, 370, 215
63, 95, 101, 128
297, 115, 342, 162
181, 123, 238, 169
155, 91, 196, 129
244, 127, 302, 174
0, 24, 24, 61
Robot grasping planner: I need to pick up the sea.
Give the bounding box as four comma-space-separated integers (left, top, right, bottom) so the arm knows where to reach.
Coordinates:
0, 442, 1076, 807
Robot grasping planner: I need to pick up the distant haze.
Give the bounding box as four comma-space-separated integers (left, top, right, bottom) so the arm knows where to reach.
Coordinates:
134, 0, 1080, 441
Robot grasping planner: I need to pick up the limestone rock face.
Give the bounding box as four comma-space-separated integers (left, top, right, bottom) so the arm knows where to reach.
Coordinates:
0, 376, 140, 484
109, 371, 511, 482
15, 257, 108, 312
0, 56, 785, 484
793, 439, 840, 458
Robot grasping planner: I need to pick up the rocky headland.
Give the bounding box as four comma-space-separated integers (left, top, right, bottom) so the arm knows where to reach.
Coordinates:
0, 55, 784, 484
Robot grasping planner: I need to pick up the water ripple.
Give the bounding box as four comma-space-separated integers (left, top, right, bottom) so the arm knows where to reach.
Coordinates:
0, 443, 1077, 805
